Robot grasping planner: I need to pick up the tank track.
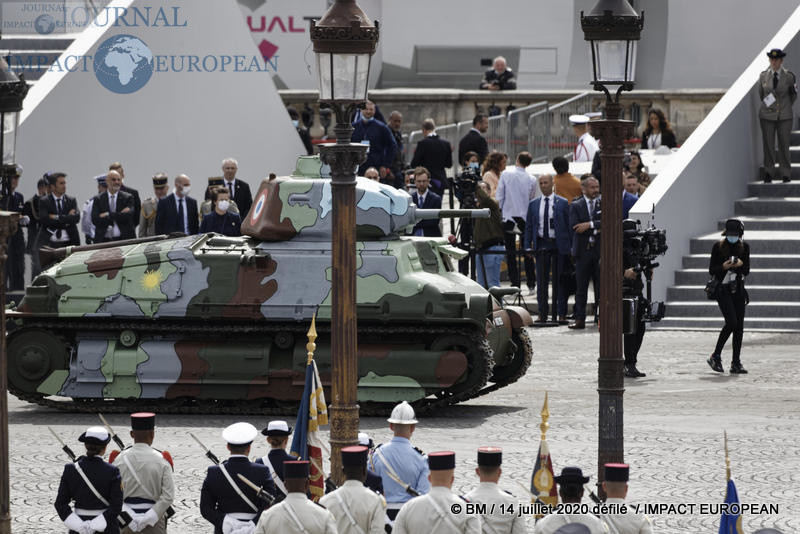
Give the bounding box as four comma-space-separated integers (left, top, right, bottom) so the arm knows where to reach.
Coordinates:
479, 326, 533, 397
8, 319, 500, 416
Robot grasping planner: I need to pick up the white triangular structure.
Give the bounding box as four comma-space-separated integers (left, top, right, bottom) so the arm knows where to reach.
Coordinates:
17, 0, 304, 212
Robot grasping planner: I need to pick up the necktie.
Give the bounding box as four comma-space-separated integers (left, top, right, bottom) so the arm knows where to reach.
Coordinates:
56, 198, 62, 216
418, 195, 424, 208
773, 72, 779, 90
227, 182, 234, 197
177, 197, 185, 232
543, 196, 550, 238
109, 194, 116, 213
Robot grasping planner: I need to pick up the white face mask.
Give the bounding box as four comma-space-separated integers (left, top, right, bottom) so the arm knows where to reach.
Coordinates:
217, 200, 230, 212
180, 185, 191, 196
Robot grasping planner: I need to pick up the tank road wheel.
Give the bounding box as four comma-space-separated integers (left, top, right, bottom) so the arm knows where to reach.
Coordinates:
489, 327, 533, 385
7, 329, 69, 395
429, 333, 493, 398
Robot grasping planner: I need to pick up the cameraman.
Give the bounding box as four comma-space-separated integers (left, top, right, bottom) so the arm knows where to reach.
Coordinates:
474, 181, 505, 288
623, 219, 648, 378
453, 154, 482, 276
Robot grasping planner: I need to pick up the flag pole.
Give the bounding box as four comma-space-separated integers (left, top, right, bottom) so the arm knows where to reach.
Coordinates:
307, 314, 317, 366
724, 430, 731, 481
540, 391, 550, 442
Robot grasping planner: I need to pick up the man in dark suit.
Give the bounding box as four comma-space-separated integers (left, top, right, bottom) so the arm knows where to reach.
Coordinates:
569, 175, 602, 330
38, 172, 80, 249
352, 100, 397, 179
222, 158, 253, 217
2, 165, 28, 291
92, 170, 136, 243
524, 174, 572, 324
200, 422, 275, 534
410, 167, 442, 237
622, 189, 638, 220
109, 162, 141, 229
410, 119, 453, 196
155, 174, 199, 235
458, 114, 489, 166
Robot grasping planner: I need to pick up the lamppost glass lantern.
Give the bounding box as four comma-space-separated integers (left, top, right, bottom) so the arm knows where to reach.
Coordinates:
0, 56, 28, 166
581, 0, 643, 96
310, 1, 379, 106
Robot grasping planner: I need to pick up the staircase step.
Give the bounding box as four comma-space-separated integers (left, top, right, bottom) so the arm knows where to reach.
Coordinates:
682, 254, 800, 269
792, 130, 800, 145
651, 316, 800, 332
666, 301, 800, 318
690, 231, 800, 254
716, 216, 800, 231
792, 147, 800, 163
734, 197, 800, 216
667, 285, 800, 301
675, 268, 800, 285
748, 181, 800, 197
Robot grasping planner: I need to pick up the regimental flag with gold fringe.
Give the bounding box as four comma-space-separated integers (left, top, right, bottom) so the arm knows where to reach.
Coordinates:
290, 315, 329, 502
531, 392, 558, 515
719, 431, 744, 534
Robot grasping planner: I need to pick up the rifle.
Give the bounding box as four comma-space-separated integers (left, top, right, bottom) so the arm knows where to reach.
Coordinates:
48, 427, 133, 528
190, 433, 274, 507
98, 414, 176, 519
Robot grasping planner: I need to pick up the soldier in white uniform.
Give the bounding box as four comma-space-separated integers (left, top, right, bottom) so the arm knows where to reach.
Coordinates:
465, 447, 527, 534
320, 445, 385, 534
533, 467, 607, 534
81, 175, 107, 244
393, 451, 481, 534
570, 115, 599, 163
598, 464, 652, 534
139, 174, 169, 237
113, 413, 175, 534
254, 460, 337, 534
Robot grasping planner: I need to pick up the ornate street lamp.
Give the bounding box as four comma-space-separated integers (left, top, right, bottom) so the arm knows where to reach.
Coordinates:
310, 0, 379, 485
580, 0, 643, 499
0, 52, 27, 534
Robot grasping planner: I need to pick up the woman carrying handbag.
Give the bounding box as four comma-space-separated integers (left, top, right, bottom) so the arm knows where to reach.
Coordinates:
707, 219, 750, 374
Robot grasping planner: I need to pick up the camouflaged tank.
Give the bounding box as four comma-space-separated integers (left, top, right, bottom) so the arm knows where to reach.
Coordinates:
7, 156, 533, 415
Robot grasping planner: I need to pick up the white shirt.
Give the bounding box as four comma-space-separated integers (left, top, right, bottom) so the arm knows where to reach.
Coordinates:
115, 443, 175, 519
393, 486, 481, 534
319, 479, 385, 534
81, 198, 95, 239
254, 493, 337, 534
533, 510, 608, 534
49, 194, 71, 243
174, 194, 189, 234
574, 132, 599, 162
599, 497, 653, 534
496, 166, 539, 222
416, 191, 427, 208
646, 132, 662, 150
464, 482, 528, 534
538, 194, 556, 239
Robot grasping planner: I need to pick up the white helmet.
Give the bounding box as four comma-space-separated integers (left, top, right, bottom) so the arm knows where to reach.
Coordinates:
387, 401, 418, 424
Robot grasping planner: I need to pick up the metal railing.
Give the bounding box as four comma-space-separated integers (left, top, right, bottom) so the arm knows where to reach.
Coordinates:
545, 91, 593, 161
507, 101, 549, 160
528, 106, 551, 162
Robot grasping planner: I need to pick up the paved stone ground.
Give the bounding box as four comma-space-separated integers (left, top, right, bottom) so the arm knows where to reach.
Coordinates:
6, 327, 799, 533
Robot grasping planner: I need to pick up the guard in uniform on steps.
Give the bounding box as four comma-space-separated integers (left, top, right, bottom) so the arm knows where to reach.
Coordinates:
200, 423, 276, 534
369, 401, 430, 531
255, 421, 294, 502
464, 447, 527, 533
254, 461, 337, 534
597, 464, 652, 534
393, 451, 481, 534
111, 413, 175, 534
320, 445, 386, 534
55, 426, 123, 534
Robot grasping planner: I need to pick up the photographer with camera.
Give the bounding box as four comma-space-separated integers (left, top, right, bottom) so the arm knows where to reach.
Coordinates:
707, 219, 750, 374
623, 219, 649, 378
452, 153, 483, 276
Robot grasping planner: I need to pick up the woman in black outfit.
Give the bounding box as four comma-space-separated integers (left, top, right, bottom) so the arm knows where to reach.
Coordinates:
641, 108, 677, 149
707, 219, 750, 374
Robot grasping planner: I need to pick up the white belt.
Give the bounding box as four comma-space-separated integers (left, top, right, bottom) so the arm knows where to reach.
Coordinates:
74, 508, 105, 516
386, 502, 404, 510
225, 512, 257, 521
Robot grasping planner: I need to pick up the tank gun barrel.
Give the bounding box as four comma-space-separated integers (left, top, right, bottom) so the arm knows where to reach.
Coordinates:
415, 208, 490, 220
39, 234, 173, 269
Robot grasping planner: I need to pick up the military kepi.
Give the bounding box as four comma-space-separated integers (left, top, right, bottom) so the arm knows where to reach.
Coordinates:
284, 460, 309, 479
341, 445, 368, 467
767, 48, 786, 59
222, 422, 258, 445
262, 420, 292, 436
152, 173, 168, 187
477, 446, 502, 467
428, 451, 456, 471
604, 463, 629, 482
79, 426, 111, 445
131, 412, 155, 431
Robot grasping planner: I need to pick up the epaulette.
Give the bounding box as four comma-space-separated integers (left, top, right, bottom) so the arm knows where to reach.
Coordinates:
108, 446, 132, 464
159, 449, 174, 469
413, 446, 424, 455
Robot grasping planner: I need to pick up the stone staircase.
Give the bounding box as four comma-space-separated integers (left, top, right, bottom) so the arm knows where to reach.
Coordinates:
657, 131, 800, 331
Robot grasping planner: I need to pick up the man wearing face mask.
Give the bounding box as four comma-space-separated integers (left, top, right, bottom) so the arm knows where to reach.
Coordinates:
200, 187, 241, 237
410, 118, 453, 197
351, 100, 397, 179
155, 174, 199, 236
288, 106, 314, 156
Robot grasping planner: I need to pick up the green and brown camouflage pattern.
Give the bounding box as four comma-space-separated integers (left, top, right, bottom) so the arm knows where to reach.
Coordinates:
7, 156, 532, 410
